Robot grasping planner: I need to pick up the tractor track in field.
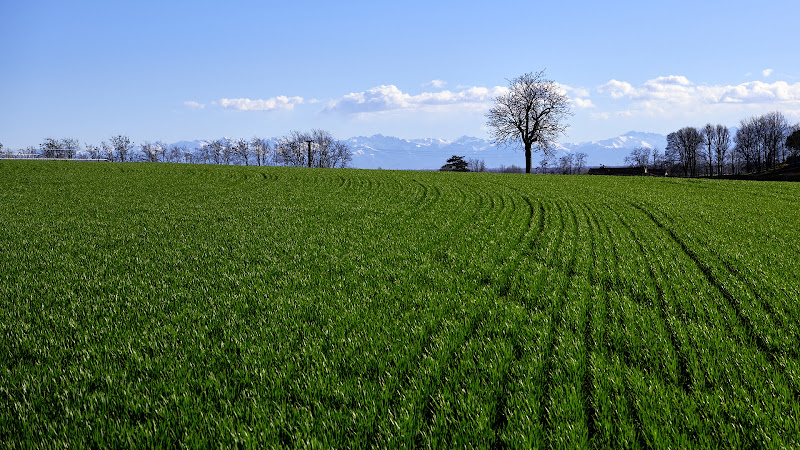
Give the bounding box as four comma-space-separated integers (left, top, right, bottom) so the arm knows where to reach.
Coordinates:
461, 189, 570, 443
708, 248, 800, 343
453, 180, 548, 445
413, 308, 489, 447
629, 202, 793, 361
487, 192, 546, 447
538, 199, 583, 444
565, 200, 597, 442
587, 202, 653, 445
581, 203, 606, 442
629, 201, 800, 407
603, 203, 694, 395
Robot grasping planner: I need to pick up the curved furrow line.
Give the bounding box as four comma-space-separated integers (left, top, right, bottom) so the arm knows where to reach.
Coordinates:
483, 194, 540, 295
312, 171, 347, 192
628, 201, 800, 408
258, 170, 279, 182
625, 201, 800, 430
600, 202, 693, 394
426, 182, 443, 213
570, 201, 600, 444
580, 202, 607, 442
465, 182, 491, 223
439, 182, 485, 236
520, 198, 568, 439
629, 201, 796, 361
460, 184, 518, 289
482, 193, 546, 445
370, 312, 450, 445
408, 308, 489, 446
536, 199, 585, 443
334, 172, 347, 189
715, 254, 800, 341
585, 201, 704, 445
536, 199, 605, 446
482, 178, 544, 254
409, 178, 431, 209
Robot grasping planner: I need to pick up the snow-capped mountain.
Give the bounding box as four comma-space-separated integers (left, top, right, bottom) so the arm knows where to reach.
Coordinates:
170, 139, 211, 151
93, 131, 666, 169
556, 131, 668, 168
346, 131, 667, 170
346, 135, 503, 170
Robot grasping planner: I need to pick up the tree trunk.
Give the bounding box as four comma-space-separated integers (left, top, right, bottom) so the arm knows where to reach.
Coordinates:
525, 142, 532, 174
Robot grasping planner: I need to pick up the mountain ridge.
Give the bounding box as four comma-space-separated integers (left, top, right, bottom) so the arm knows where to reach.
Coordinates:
345, 131, 667, 169
98, 131, 668, 170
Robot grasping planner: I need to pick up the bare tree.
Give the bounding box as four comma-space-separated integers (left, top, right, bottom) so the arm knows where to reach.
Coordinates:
251, 137, 271, 166
275, 130, 310, 167
760, 111, 789, 170
713, 125, 731, 175
220, 138, 233, 165
275, 130, 351, 168
310, 129, 351, 168
787, 128, 800, 164
701, 123, 716, 176
207, 139, 224, 164
140, 141, 160, 162
39, 138, 78, 159
734, 123, 760, 173
85, 143, 101, 160
101, 141, 114, 162
486, 70, 572, 173
61, 138, 80, 159
558, 153, 574, 174
624, 146, 651, 168
539, 152, 555, 173
651, 148, 666, 169
109, 135, 133, 162
233, 138, 251, 166
574, 152, 588, 174
166, 144, 186, 163
500, 164, 524, 173
733, 113, 789, 173
467, 157, 486, 172
667, 127, 702, 177
39, 138, 60, 158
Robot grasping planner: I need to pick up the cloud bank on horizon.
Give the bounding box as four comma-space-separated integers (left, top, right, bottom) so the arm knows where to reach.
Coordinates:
189, 72, 800, 140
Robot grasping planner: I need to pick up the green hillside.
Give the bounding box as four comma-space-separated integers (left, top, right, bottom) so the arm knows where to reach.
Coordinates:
1, 161, 799, 448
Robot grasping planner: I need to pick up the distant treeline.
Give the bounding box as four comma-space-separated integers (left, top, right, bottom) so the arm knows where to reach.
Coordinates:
623, 111, 800, 177
0, 129, 351, 169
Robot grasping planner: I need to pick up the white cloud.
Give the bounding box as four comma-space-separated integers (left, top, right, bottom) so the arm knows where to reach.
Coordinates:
557, 84, 593, 109
596, 75, 800, 118
598, 79, 636, 99
563, 86, 590, 98
215, 96, 304, 111
572, 98, 595, 109
324, 85, 508, 115
184, 100, 205, 109
762, 69, 774, 77
423, 79, 447, 88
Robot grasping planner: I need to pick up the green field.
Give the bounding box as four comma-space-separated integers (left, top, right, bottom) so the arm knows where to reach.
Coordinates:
1, 161, 799, 447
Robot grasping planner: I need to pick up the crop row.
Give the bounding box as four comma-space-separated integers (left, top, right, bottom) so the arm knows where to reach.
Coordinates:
0, 161, 798, 447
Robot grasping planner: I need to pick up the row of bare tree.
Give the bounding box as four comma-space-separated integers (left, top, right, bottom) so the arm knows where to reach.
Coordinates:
8, 130, 351, 168
535, 151, 588, 174
663, 111, 800, 177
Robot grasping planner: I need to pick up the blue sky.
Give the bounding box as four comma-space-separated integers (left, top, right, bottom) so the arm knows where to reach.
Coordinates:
2, 0, 799, 149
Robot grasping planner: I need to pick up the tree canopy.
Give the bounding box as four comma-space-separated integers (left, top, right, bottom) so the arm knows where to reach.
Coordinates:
485, 70, 572, 173
440, 155, 469, 172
